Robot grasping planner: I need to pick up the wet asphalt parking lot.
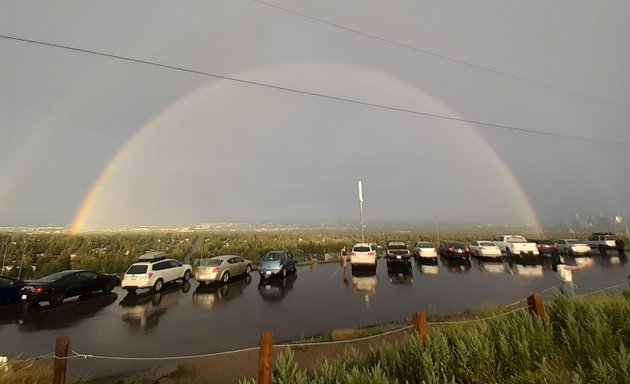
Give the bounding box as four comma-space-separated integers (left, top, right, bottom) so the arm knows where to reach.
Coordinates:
1, 252, 628, 378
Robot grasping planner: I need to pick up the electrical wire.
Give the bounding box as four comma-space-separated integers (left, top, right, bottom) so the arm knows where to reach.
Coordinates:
250, 0, 627, 108
1, 34, 627, 146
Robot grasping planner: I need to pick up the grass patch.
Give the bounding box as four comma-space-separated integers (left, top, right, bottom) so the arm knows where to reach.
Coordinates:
242, 292, 630, 384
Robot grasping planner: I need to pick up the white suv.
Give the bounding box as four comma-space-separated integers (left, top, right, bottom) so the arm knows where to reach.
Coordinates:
121, 251, 192, 293
350, 243, 377, 267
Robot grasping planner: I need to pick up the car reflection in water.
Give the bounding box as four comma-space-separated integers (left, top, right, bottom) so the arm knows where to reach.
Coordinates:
15, 292, 118, 332
477, 260, 505, 274
119, 281, 190, 331
443, 258, 472, 273
351, 265, 377, 308
416, 258, 439, 275
258, 274, 296, 302
507, 258, 543, 277
597, 253, 627, 268
387, 262, 413, 284
193, 274, 252, 309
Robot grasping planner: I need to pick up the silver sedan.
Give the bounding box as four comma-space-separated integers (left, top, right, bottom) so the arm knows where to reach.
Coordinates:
194, 255, 252, 284
555, 239, 591, 256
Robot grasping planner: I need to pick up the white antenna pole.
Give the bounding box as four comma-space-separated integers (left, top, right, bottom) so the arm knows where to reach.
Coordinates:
358, 180, 365, 243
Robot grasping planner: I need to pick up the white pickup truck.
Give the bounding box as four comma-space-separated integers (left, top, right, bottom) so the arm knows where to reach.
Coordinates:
493, 235, 539, 258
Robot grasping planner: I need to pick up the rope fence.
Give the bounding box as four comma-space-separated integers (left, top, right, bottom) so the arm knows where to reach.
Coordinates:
6, 277, 627, 384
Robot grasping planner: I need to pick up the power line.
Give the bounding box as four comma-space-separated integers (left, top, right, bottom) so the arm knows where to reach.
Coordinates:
250, 0, 626, 108
1, 34, 627, 146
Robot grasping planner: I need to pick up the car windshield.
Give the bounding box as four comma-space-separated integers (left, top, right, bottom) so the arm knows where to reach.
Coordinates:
567, 240, 578, 244
480, 242, 495, 246
418, 243, 432, 248
263, 253, 281, 261
200, 259, 222, 267
506, 236, 527, 243
126, 265, 148, 274
353, 246, 371, 252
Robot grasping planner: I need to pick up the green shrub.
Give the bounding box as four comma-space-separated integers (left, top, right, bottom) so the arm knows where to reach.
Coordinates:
251, 293, 630, 384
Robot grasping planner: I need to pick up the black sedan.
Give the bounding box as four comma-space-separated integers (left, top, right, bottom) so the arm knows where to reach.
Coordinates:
438, 241, 471, 260
0, 275, 27, 304
528, 239, 557, 257
19, 270, 118, 307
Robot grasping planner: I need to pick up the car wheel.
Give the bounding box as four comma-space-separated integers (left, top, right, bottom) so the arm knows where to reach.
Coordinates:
183, 270, 191, 282
599, 245, 606, 255
103, 281, 115, 293
49, 292, 64, 306
245, 264, 252, 275
221, 272, 230, 283
153, 279, 164, 292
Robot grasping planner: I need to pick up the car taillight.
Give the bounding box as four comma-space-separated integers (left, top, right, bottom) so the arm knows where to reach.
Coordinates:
368, 252, 374, 256
448, 247, 454, 252
351, 252, 356, 256
36, 287, 43, 293
211, 267, 220, 273
536, 244, 541, 249
465, 247, 470, 253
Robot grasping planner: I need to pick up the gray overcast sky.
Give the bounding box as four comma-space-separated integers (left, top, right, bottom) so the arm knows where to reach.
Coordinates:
1, 0, 629, 231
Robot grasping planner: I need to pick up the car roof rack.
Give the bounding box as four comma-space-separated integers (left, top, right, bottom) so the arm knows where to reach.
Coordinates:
138, 251, 168, 262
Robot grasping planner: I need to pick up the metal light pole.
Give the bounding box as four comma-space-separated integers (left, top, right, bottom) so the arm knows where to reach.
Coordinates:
358, 180, 365, 243
18, 241, 32, 280
2, 241, 16, 273
619, 216, 630, 245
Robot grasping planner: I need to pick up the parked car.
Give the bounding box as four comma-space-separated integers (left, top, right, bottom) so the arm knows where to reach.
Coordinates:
0, 275, 27, 304
412, 241, 438, 259
438, 241, 471, 260
194, 255, 252, 284
19, 270, 118, 307
586, 233, 624, 254
258, 251, 297, 280
555, 239, 591, 256
528, 239, 557, 257
468, 241, 502, 259
385, 240, 411, 263
350, 243, 378, 267
121, 251, 192, 293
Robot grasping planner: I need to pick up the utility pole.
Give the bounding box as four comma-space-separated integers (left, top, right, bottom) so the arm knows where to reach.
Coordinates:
2, 241, 15, 273
358, 181, 365, 243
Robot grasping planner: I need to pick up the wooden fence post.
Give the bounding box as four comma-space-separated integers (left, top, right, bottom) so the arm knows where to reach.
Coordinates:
53, 336, 69, 384
258, 331, 273, 384
412, 311, 427, 341
527, 293, 545, 320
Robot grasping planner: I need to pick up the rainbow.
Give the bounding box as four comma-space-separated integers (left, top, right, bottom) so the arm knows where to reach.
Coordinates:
70, 62, 542, 233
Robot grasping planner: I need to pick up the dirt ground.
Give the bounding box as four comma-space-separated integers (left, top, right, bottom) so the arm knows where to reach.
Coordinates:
90, 327, 414, 384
